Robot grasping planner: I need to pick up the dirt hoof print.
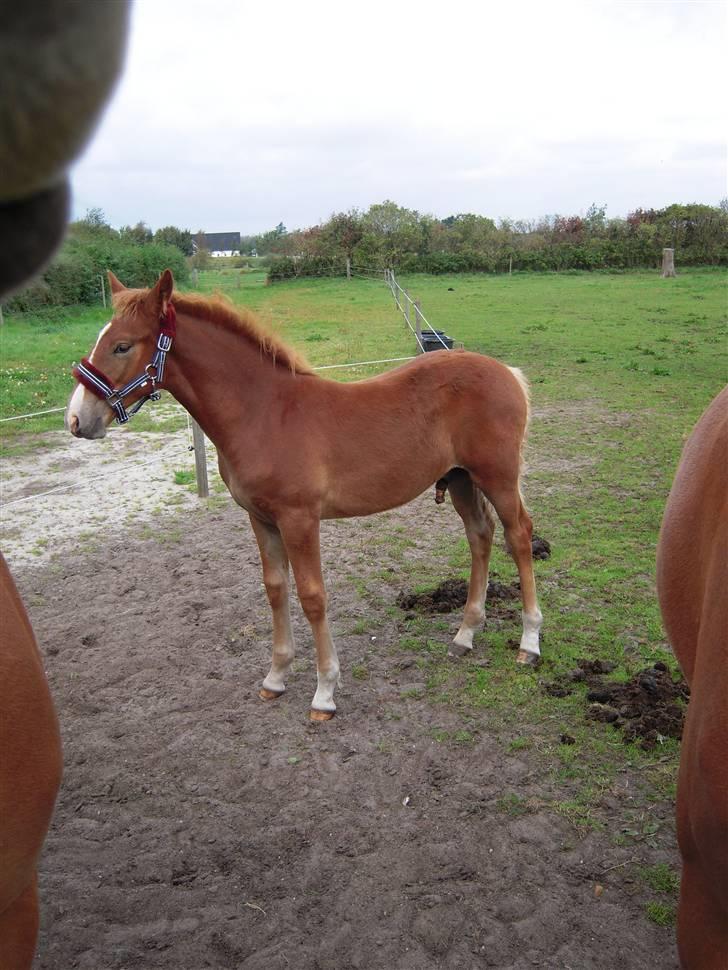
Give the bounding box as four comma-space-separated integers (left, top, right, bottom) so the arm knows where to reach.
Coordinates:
258, 687, 284, 701
516, 650, 540, 667
309, 709, 335, 722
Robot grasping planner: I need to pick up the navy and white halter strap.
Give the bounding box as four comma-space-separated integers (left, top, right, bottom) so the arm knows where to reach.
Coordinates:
73, 303, 176, 424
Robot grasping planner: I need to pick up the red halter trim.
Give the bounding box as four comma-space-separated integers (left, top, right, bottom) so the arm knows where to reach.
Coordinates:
73, 357, 115, 397
159, 301, 177, 341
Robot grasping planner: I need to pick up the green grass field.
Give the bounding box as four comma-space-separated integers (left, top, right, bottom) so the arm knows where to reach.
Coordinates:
1, 266, 726, 820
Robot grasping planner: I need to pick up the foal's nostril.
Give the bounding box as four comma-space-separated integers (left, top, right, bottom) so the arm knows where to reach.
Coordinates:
70, 415, 80, 436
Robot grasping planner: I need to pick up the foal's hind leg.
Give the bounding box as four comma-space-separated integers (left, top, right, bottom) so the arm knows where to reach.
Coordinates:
249, 514, 295, 700
496, 492, 542, 664
473, 481, 542, 665
447, 470, 495, 654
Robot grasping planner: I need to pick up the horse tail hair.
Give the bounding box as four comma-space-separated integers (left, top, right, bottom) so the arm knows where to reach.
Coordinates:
507, 365, 531, 511
507, 366, 531, 428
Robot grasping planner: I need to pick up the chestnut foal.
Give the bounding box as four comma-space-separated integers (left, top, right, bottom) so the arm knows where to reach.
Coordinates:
67, 270, 543, 720
657, 385, 728, 969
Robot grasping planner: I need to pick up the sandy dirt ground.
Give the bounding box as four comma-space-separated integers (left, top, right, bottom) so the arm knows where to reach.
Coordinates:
1, 428, 681, 970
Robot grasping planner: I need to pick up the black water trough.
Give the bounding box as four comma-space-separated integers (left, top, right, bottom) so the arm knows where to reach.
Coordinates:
421, 329, 454, 352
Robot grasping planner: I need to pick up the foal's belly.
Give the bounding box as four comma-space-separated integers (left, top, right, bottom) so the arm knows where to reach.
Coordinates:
320, 466, 450, 519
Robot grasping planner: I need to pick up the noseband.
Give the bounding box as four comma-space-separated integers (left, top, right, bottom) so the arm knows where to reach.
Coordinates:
72, 304, 176, 424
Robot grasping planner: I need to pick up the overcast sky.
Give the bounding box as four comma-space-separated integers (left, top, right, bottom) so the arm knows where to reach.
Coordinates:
71, 0, 726, 235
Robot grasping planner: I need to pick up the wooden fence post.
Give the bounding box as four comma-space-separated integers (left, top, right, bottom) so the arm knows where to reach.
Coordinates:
404, 292, 410, 330
414, 299, 423, 352
661, 248, 676, 278
100, 275, 106, 308
190, 418, 209, 498
346, 257, 351, 280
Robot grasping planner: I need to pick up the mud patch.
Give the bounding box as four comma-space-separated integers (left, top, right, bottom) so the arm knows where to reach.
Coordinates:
531, 534, 552, 560
397, 578, 468, 613
396, 577, 519, 614
543, 660, 689, 750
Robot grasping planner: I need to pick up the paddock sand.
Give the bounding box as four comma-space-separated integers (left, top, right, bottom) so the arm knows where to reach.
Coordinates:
2, 429, 679, 969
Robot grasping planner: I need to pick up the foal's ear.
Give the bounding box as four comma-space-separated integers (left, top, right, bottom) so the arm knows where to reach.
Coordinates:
107, 270, 126, 294
148, 268, 175, 314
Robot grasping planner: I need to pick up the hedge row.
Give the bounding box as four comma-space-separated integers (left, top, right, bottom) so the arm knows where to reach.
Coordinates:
5, 238, 189, 313
269, 240, 727, 281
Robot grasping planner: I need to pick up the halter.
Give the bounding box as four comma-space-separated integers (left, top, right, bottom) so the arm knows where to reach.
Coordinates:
72, 303, 176, 424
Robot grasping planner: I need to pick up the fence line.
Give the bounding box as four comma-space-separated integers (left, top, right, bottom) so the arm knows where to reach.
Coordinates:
314, 355, 416, 372
385, 270, 453, 351
0, 406, 67, 423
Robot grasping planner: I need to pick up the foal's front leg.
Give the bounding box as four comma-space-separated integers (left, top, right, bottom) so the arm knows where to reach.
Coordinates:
249, 514, 295, 700
279, 512, 340, 721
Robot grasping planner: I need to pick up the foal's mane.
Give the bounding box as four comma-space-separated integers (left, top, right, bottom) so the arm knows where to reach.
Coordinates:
115, 289, 313, 375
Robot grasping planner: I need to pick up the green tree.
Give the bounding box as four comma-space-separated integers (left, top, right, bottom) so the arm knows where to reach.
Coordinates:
360, 201, 423, 265
191, 230, 211, 269
69, 207, 117, 241
255, 222, 289, 255
440, 213, 497, 253
153, 226, 193, 256
321, 210, 363, 260
119, 221, 153, 245
584, 203, 607, 235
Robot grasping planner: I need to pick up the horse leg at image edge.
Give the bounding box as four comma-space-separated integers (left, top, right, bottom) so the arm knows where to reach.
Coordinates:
0, 877, 39, 970
249, 515, 296, 700
279, 514, 341, 721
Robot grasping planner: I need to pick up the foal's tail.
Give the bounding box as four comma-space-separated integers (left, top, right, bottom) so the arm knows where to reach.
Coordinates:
507, 365, 531, 511
508, 366, 531, 429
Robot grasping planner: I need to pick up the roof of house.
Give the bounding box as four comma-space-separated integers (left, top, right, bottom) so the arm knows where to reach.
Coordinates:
201, 231, 241, 251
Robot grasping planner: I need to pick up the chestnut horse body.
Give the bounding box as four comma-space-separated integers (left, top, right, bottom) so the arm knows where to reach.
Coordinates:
657, 385, 728, 969
0, 555, 62, 970
67, 271, 543, 718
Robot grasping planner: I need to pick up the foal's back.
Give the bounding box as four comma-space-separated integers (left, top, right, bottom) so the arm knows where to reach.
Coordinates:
657, 386, 728, 969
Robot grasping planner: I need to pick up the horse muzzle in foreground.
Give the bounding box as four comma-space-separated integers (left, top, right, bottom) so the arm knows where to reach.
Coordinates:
0, 2, 131, 298
67, 269, 544, 721
1, 6, 130, 965
657, 385, 728, 970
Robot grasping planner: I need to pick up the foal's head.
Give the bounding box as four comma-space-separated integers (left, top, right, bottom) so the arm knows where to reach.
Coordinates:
66, 269, 174, 438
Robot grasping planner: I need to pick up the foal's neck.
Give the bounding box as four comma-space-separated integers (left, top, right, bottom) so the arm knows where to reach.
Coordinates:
162, 307, 302, 446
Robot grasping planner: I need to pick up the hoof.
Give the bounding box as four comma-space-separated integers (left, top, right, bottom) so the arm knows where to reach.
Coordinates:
259, 687, 284, 701
448, 642, 473, 659
309, 708, 335, 722
516, 649, 540, 667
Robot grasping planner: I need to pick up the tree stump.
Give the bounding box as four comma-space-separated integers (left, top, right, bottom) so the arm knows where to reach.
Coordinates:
661, 248, 676, 278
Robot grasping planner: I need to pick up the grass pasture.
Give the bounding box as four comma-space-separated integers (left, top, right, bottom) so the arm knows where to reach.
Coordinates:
1, 266, 726, 818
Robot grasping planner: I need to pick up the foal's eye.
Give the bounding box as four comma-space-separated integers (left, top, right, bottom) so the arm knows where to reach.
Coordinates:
113, 343, 132, 355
